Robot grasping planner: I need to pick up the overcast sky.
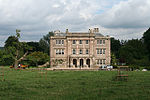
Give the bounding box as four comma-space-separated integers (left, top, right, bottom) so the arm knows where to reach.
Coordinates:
0, 0, 150, 47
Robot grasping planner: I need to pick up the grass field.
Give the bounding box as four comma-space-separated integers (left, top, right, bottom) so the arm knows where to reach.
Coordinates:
0, 67, 150, 100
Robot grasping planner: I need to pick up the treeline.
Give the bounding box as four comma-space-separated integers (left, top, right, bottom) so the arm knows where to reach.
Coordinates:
0, 30, 53, 67
111, 28, 150, 69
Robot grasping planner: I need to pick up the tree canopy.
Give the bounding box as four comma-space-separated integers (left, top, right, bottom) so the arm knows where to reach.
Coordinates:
39, 31, 54, 54
143, 28, 150, 59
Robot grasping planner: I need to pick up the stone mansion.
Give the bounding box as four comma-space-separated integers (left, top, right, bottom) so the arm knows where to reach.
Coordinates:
50, 28, 111, 68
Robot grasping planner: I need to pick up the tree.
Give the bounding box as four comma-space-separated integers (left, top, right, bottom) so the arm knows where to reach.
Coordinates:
4, 30, 31, 67
119, 39, 147, 65
111, 53, 117, 66
27, 42, 42, 52
26, 51, 49, 67
39, 31, 54, 54
111, 38, 121, 58
143, 28, 150, 60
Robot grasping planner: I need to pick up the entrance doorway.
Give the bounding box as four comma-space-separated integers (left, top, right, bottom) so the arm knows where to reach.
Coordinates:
86, 59, 90, 68
80, 59, 83, 67
73, 59, 77, 67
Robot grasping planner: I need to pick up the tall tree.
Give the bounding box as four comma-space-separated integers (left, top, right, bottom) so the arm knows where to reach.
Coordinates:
4, 30, 30, 67
27, 42, 42, 52
111, 38, 121, 58
26, 51, 49, 67
119, 39, 147, 65
143, 28, 150, 60
39, 32, 54, 54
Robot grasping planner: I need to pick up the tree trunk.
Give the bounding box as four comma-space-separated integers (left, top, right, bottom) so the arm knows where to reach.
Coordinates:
14, 51, 28, 68
14, 59, 18, 68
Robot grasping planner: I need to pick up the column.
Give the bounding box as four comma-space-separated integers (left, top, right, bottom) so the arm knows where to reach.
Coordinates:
77, 58, 80, 68
90, 58, 93, 68
70, 58, 73, 68
83, 58, 87, 68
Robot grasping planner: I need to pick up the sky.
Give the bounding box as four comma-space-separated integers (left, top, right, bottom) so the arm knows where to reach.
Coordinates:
0, 0, 150, 47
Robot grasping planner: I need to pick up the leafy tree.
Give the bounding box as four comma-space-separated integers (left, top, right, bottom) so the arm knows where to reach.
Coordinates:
4, 29, 31, 67
111, 53, 117, 66
26, 51, 49, 67
4, 36, 19, 48
143, 28, 150, 59
111, 38, 121, 58
119, 39, 147, 65
0, 49, 14, 66
27, 42, 42, 52
39, 31, 54, 54
0, 50, 4, 65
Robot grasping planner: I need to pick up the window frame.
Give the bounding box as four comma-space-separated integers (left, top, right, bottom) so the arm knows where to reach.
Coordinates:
79, 40, 82, 44
86, 40, 89, 44
73, 40, 76, 44
86, 49, 89, 54
79, 49, 82, 54
73, 49, 76, 54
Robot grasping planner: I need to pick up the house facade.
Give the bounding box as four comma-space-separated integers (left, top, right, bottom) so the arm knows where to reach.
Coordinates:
50, 28, 111, 68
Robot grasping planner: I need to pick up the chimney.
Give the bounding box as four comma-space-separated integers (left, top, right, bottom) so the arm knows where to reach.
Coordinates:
66, 29, 69, 33
94, 28, 99, 33
89, 29, 93, 33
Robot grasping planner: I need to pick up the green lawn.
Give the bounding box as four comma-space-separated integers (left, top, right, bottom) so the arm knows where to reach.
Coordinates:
0, 67, 150, 100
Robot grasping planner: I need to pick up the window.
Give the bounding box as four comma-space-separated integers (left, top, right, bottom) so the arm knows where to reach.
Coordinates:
103, 40, 105, 44
59, 40, 61, 44
103, 59, 106, 64
97, 59, 102, 64
62, 49, 64, 55
97, 60, 99, 64
56, 40, 58, 44
86, 49, 89, 54
56, 40, 64, 45
100, 59, 102, 64
97, 40, 104, 44
56, 49, 64, 55
79, 40, 82, 44
56, 49, 59, 55
100, 49, 102, 54
97, 59, 106, 65
73, 40, 76, 44
97, 49, 99, 54
97, 40, 99, 44
86, 40, 89, 44
79, 49, 82, 54
103, 49, 106, 54
62, 40, 64, 44
73, 49, 76, 54
97, 48, 105, 54
59, 49, 61, 54
100, 40, 102, 44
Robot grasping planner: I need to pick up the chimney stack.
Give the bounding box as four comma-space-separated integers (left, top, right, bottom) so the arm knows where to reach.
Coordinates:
66, 29, 69, 33
89, 29, 93, 33
94, 28, 99, 33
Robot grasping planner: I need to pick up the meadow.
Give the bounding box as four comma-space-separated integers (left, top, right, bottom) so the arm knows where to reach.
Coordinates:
0, 67, 150, 100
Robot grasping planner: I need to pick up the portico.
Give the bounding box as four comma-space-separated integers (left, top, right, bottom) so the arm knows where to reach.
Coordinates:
71, 57, 92, 68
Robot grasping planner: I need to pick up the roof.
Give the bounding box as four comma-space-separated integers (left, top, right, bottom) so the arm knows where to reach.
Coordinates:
54, 32, 104, 37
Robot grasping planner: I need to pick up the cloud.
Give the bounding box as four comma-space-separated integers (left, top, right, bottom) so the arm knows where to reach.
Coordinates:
95, 0, 150, 28
0, 0, 149, 47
